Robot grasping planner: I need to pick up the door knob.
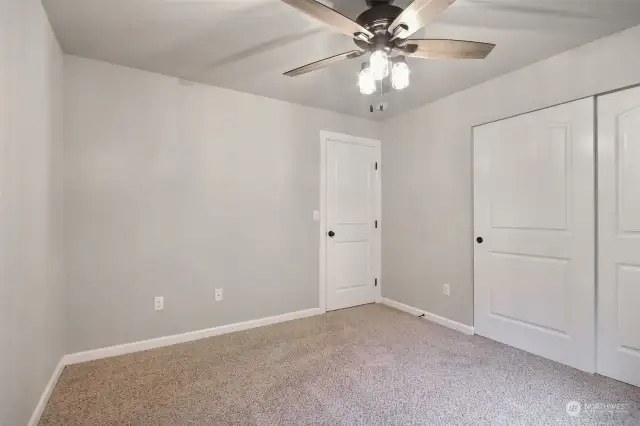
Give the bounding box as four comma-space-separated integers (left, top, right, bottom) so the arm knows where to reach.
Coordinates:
328, 230, 335, 238
476, 237, 483, 244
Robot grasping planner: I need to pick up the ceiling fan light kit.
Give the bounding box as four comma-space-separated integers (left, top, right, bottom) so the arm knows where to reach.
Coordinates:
282, 0, 495, 107
358, 55, 409, 94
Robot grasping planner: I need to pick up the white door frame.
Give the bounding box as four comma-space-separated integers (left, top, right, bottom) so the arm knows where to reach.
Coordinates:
319, 131, 382, 313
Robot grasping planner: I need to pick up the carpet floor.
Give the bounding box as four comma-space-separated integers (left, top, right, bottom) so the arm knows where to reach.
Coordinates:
40, 304, 639, 425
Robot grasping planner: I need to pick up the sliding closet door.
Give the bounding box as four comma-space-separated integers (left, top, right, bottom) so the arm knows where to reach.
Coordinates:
474, 98, 595, 372
597, 86, 640, 387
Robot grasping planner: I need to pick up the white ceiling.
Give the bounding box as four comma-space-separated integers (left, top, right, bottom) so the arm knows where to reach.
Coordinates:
43, 0, 640, 120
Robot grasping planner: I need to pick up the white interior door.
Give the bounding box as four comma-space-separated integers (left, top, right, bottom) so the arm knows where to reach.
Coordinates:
597, 86, 640, 387
474, 98, 595, 372
323, 132, 380, 311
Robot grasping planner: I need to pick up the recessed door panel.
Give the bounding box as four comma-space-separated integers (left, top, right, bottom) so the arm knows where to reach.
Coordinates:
489, 124, 568, 230
618, 265, 640, 352
488, 252, 568, 334
617, 108, 640, 233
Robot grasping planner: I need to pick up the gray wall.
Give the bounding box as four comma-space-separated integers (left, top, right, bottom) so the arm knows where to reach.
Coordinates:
0, 0, 65, 424
64, 56, 381, 353
382, 24, 640, 326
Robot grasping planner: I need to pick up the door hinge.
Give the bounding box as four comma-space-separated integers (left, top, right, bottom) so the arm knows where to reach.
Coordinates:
374, 278, 378, 287
375, 220, 378, 229
374, 162, 378, 171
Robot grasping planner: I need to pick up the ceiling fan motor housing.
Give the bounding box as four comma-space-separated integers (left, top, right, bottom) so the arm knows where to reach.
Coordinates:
354, 3, 403, 51
365, 0, 393, 6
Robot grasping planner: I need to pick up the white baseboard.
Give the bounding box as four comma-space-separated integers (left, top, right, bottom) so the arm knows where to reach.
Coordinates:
63, 307, 323, 365
29, 307, 323, 425
379, 297, 474, 335
27, 358, 66, 426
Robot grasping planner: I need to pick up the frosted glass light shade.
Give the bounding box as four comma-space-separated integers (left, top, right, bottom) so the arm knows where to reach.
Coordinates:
370, 50, 389, 80
391, 59, 410, 90
358, 63, 376, 95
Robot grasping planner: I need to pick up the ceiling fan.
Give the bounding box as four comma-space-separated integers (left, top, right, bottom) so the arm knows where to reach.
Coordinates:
281, 0, 495, 94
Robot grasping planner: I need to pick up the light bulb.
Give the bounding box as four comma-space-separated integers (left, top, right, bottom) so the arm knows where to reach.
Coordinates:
358, 63, 376, 95
370, 50, 389, 80
391, 57, 410, 90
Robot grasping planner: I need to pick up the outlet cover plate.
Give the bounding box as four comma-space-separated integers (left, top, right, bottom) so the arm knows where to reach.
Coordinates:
154, 296, 164, 311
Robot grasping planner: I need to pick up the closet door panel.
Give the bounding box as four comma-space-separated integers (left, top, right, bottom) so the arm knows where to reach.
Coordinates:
474, 98, 595, 372
597, 86, 640, 387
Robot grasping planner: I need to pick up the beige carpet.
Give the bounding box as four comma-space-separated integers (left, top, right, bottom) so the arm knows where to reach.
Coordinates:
41, 304, 639, 425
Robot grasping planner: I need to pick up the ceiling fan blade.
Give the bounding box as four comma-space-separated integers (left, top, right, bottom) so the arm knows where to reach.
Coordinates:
403, 39, 495, 59
389, 0, 457, 40
281, 0, 374, 39
284, 50, 365, 77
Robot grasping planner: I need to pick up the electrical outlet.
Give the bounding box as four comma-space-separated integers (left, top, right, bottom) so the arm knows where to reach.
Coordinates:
443, 283, 450, 296
154, 296, 164, 311
215, 288, 223, 302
